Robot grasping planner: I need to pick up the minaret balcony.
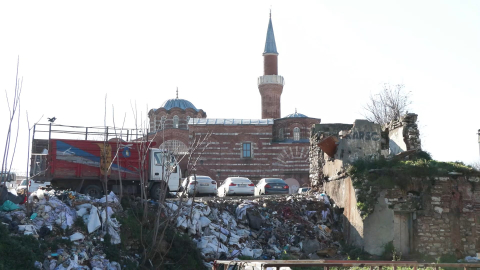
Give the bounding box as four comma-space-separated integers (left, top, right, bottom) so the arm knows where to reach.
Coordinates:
257, 75, 285, 86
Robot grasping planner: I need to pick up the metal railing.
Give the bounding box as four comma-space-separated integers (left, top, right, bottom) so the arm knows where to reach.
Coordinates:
213, 260, 480, 270
33, 123, 145, 142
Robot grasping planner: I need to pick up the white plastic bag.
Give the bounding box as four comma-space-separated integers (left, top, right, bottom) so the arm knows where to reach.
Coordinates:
87, 206, 101, 233
70, 232, 85, 241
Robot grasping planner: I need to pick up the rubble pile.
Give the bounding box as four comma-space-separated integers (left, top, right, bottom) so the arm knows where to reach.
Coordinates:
0, 188, 126, 270
167, 193, 342, 268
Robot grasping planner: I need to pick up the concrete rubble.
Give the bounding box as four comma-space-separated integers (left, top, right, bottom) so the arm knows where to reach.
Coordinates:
0, 188, 125, 270
165, 192, 342, 268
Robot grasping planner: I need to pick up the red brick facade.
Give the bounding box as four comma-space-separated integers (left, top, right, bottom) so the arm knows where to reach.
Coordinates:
188, 116, 320, 191
259, 84, 283, 119
264, 54, 278, 75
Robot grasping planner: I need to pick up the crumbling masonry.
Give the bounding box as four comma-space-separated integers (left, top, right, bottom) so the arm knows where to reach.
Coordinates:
309, 114, 480, 258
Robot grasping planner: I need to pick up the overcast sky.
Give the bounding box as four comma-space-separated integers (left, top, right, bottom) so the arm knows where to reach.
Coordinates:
1, 1, 479, 174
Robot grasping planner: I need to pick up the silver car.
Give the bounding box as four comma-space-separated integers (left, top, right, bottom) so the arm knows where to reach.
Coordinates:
179, 175, 217, 196
256, 178, 289, 195
217, 177, 255, 197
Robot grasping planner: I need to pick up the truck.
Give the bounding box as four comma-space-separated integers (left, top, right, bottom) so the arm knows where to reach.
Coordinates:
32, 137, 182, 200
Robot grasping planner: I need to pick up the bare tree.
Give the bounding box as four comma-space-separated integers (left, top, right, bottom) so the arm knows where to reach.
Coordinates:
1, 58, 22, 184
471, 160, 480, 171
364, 83, 411, 126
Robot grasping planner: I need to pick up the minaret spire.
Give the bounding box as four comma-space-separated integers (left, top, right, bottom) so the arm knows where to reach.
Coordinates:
258, 11, 284, 119
263, 11, 278, 55
176, 87, 178, 99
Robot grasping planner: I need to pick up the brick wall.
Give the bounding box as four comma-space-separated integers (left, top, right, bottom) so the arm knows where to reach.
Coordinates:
384, 176, 480, 257
258, 84, 283, 119
188, 121, 316, 188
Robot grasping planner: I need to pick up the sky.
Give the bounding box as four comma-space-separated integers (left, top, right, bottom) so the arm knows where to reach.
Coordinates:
1, 1, 479, 175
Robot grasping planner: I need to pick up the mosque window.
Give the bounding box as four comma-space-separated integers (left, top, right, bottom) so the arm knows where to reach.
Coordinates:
161, 116, 166, 130
242, 143, 251, 158
173, 115, 179, 128
186, 116, 191, 128
293, 127, 300, 141
278, 128, 284, 140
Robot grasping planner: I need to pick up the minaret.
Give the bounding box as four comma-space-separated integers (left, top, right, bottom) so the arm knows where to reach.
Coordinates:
258, 12, 284, 119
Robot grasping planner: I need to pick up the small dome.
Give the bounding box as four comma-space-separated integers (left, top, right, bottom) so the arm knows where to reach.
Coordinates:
161, 98, 198, 111
284, 111, 307, 118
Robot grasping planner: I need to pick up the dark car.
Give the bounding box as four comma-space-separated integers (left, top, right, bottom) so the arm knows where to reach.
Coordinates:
256, 178, 289, 195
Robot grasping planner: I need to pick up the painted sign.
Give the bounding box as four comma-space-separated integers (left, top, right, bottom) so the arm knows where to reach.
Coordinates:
344, 131, 380, 141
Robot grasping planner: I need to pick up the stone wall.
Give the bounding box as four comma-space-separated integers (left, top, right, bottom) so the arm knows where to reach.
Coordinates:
384, 176, 480, 257
386, 113, 421, 156
309, 123, 353, 186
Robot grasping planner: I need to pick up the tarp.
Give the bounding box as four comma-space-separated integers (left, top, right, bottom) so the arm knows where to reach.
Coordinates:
0, 200, 19, 211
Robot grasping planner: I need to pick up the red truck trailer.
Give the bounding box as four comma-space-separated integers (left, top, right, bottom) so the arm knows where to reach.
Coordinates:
33, 138, 181, 200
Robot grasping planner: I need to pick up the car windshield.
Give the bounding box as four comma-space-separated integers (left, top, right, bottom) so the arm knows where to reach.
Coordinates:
265, 179, 284, 183
0, 172, 14, 182
20, 180, 28, 186
231, 178, 250, 183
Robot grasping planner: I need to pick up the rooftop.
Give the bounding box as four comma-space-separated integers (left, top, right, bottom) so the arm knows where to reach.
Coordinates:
159, 98, 198, 112
189, 118, 273, 125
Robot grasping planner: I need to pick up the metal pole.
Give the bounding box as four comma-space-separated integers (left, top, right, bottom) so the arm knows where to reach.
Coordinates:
86, 127, 88, 140
127, 130, 129, 141
106, 127, 108, 141
48, 123, 52, 140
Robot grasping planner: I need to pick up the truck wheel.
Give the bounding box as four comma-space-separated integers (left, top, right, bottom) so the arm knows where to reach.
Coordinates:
83, 185, 103, 199
150, 182, 167, 201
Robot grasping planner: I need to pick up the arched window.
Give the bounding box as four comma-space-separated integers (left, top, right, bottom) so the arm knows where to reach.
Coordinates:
173, 115, 179, 128
293, 127, 300, 141
160, 140, 189, 155
160, 116, 166, 130
278, 128, 284, 140
186, 116, 191, 128
152, 115, 157, 131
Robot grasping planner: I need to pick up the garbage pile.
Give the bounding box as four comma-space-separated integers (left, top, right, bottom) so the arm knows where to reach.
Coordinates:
0, 188, 125, 270
167, 193, 342, 268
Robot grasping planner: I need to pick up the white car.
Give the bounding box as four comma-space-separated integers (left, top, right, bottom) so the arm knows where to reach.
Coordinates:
217, 177, 255, 197
179, 175, 217, 196
297, 187, 311, 194
16, 179, 51, 194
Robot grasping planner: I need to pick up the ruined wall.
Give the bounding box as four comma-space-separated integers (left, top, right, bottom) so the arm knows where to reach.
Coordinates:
324, 177, 365, 248
386, 113, 421, 156
384, 176, 480, 257
322, 120, 382, 179
326, 175, 480, 257
309, 123, 353, 186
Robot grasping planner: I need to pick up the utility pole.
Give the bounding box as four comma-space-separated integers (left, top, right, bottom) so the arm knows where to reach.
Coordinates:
478, 129, 480, 157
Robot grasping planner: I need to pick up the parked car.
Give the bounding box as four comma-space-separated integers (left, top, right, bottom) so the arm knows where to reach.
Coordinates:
16, 179, 51, 194
217, 177, 255, 197
256, 178, 289, 195
297, 187, 311, 194
179, 175, 217, 196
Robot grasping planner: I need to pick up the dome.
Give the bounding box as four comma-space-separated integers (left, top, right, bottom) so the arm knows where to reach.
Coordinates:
160, 98, 198, 111
284, 111, 308, 118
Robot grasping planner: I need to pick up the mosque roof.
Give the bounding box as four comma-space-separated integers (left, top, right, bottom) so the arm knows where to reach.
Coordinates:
159, 98, 198, 112
263, 13, 278, 54
284, 110, 308, 118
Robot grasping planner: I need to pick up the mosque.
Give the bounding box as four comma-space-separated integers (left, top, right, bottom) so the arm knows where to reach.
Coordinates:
147, 13, 320, 192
